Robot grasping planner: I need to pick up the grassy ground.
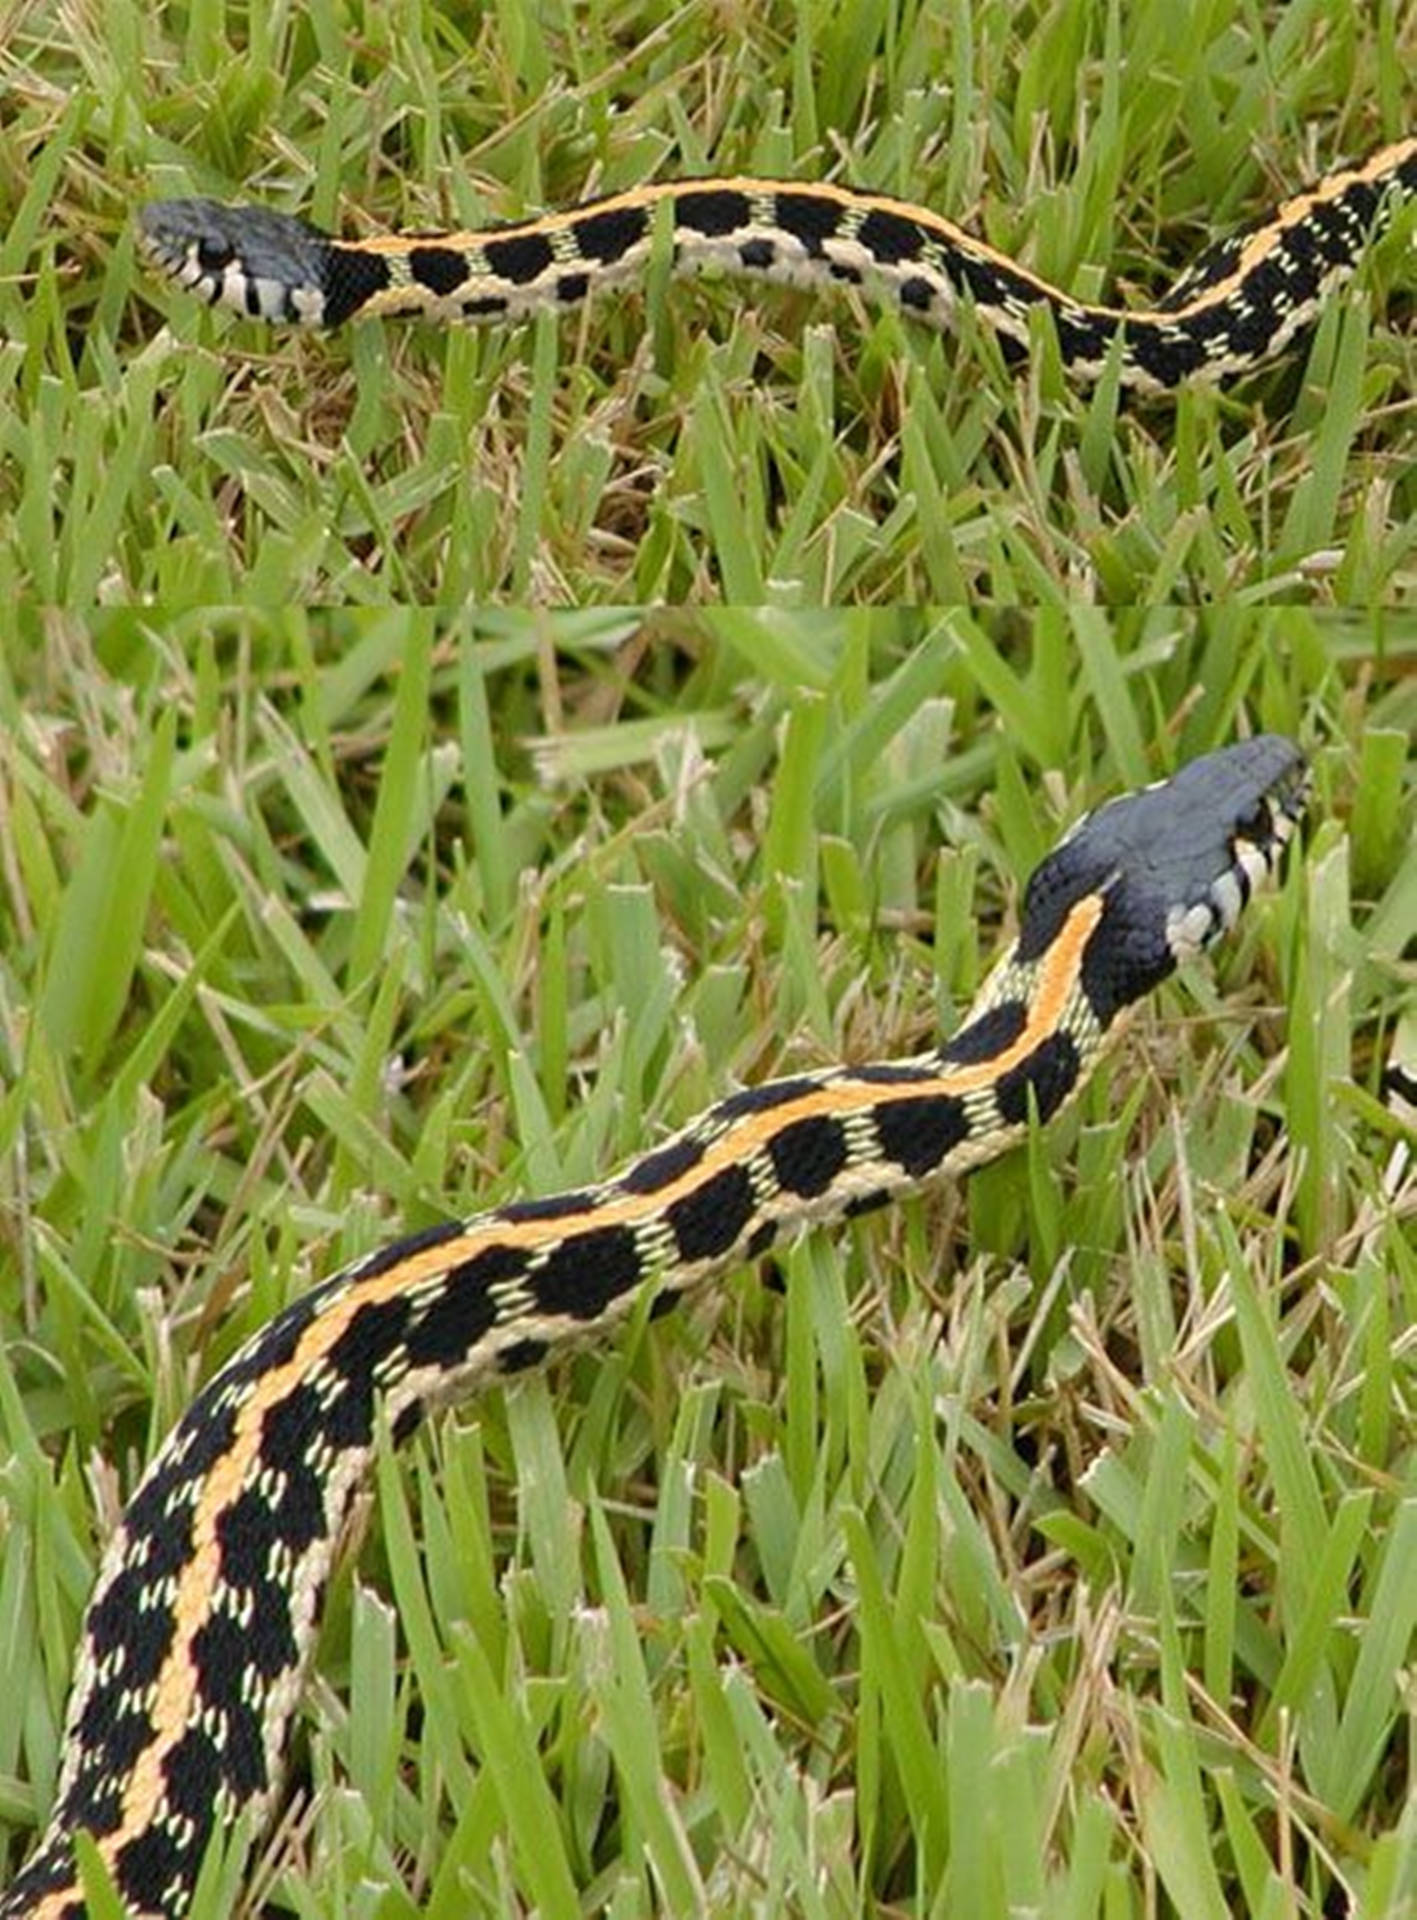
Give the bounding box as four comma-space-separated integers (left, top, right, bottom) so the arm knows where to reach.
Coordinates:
0, 616, 1414, 1916
2, 4, 1415, 603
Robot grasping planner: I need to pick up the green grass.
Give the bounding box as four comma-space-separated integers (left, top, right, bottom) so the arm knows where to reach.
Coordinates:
2, 5, 1415, 602
1, 615, 1415, 1916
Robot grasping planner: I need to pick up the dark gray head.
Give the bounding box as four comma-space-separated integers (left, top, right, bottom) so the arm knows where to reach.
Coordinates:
137, 200, 334, 325
1017, 735, 1309, 1026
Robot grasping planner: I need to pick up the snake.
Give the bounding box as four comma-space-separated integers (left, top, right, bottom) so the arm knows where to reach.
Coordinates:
135, 140, 1416, 391
1, 736, 1310, 1918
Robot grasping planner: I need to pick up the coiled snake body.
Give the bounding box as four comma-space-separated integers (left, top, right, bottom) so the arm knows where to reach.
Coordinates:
136, 143, 1417, 389
2, 738, 1309, 1917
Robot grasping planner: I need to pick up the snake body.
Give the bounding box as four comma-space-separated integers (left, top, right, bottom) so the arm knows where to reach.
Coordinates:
136, 141, 1417, 389
1, 737, 1309, 1918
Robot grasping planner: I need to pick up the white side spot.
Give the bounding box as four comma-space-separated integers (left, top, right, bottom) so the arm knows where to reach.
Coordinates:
1236, 842, 1270, 891
1208, 870, 1245, 933
1166, 900, 1216, 959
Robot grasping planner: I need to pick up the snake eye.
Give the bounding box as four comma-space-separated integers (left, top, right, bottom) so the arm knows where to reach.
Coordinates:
196, 238, 236, 272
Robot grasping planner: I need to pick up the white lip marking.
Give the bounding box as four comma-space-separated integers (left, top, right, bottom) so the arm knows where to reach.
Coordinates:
1210, 871, 1244, 932
1236, 842, 1270, 890
1166, 900, 1216, 959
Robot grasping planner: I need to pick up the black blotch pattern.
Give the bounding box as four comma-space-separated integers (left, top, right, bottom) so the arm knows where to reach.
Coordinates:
1053, 308, 1118, 367
858, 208, 925, 263
845, 1189, 893, 1219
830, 263, 864, 284
166, 1673, 265, 1804
1303, 194, 1367, 266
995, 1031, 1080, 1125
956, 252, 1012, 307
54, 1761, 122, 1837
321, 1374, 378, 1450
898, 276, 935, 311
483, 231, 555, 284
190, 1605, 279, 1716
75, 1694, 155, 1786
769, 1115, 848, 1198
1128, 320, 1207, 385
500, 1190, 597, 1223
159, 1730, 228, 1829
402, 1242, 521, 1369
573, 203, 651, 262
873, 1094, 969, 1176
666, 1163, 755, 1261
106, 1468, 202, 1584
940, 1000, 1027, 1065
532, 1223, 641, 1319
772, 192, 841, 256
717, 1076, 819, 1120
214, 1481, 281, 1591
85, 1452, 204, 1672
254, 1378, 320, 1466
557, 271, 590, 302
114, 1824, 185, 1914
325, 1295, 412, 1384
141, 1390, 239, 1492
677, 189, 751, 236
85, 1563, 178, 1694
324, 245, 393, 326
253, 1392, 328, 1554
620, 1133, 705, 1193
208, 1285, 326, 1393
408, 245, 469, 296
213, 1496, 303, 1680
463, 294, 510, 317
648, 1287, 681, 1321
499, 1336, 549, 1373
746, 1221, 778, 1258
352, 1218, 463, 1285
739, 237, 776, 268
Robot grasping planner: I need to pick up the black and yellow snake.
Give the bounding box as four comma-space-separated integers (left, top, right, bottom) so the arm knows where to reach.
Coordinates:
136, 142, 1416, 389
1, 737, 1310, 1918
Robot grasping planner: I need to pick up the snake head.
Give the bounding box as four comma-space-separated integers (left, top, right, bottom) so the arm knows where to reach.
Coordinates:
1017, 735, 1310, 1027
137, 200, 334, 325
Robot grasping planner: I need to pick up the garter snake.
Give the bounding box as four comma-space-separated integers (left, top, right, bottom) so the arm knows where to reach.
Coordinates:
0, 736, 1310, 1917
136, 142, 1417, 390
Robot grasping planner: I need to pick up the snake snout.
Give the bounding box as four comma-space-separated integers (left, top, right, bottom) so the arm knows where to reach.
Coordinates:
138, 200, 334, 325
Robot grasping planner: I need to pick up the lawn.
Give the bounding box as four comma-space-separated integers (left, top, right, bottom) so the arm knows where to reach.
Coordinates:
2, 4, 1415, 602
0, 615, 1414, 1915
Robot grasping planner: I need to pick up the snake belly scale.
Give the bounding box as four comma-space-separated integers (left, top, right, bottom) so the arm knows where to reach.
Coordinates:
136, 142, 1417, 390
1, 737, 1309, 1918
